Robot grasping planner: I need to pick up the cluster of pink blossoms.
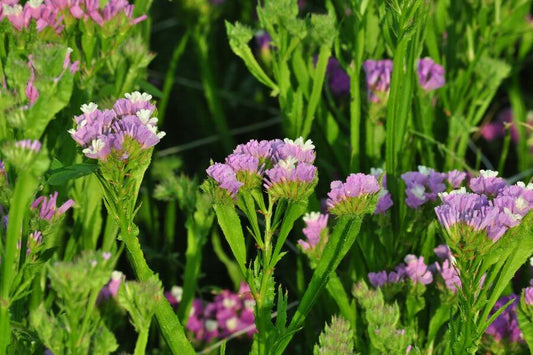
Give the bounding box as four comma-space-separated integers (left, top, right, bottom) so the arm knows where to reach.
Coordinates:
165, 283, 256, 343
0, 0, 146, 33
435, 171, 533, 242
206, 137, 317, 200
368, 245, 460, 292
69, 92, 166, 161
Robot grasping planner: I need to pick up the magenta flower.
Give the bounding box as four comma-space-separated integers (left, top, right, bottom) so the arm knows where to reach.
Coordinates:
31, 191, 74, 221
264, 157, 317, 200
404, 255, 433, 285
417, 58, 445, 91
327, 173, 381, 215
297, 212, 328, 251
524, 286, 533, 306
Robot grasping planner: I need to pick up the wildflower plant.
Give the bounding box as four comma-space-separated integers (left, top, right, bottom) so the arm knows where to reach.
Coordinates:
68, 93, 194, 354
203, 137, 381, 354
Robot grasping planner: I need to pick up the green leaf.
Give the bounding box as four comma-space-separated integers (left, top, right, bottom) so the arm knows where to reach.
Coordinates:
213, 204, 248, 276
48, 163, 98, 185
271, 200, 308, 263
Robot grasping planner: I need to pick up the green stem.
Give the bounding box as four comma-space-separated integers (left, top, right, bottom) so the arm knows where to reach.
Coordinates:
0, 170, 39, 353
133, 327, 150, 355
119, 219, 194, 354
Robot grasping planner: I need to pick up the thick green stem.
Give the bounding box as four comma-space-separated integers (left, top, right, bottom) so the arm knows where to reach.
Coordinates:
120, 219, 194, 355
133, 328, 150, 355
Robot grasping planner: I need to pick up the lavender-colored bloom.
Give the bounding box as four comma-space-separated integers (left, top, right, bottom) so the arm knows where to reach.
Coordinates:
485, 294, 523, 343
370, 168, 393, 214
233, 139, 274, 162
25, 76, 39, 104
402, 166, 447, 208
325, 57, 350, 96
273, 137, 316, 164
469, 170, 507, 196
326, 173, 381, 213
206, 163, 243, 198
447, 170, 466, 189
435, 259, 461, 292
434, 244, 452, 260
388, 264, 406, 283
363, 59, 393, 102
264, 158, 316, 199
31, 191, 74, 221
225, 153, 261, 174
298, 212, 328, 251
15, 139, 41, 152
368, 271, 388, 288
417, 58, 445, 91
69, 93, 165, 161
404, 255, 433, 285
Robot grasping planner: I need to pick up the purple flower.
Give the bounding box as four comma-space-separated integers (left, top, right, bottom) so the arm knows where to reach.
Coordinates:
226, 153, 261, 174
233, 139, 274, 162
417, 58, 445, 91
485, 294, 523, 343
447, 170, 466, 189
264, 157, 317, 200
298, 212, 328, 251
363, 59, 393, 102
368, 271, 388, 288
402, 166, 448, 208
388, 264, 406, 283
325, 57, 350, 96
433, 244, 452, 260
15, 139, 41, 152
370, 168, 393, 214
97, 270, 124, 302
31, 191, 74, 221
69, 93, 165, 161
272, 137, 316, 164
206, 163, 243, 198
404, 255, 433, 285
327, 173, 381, 215
435, 259, 461, 292
469, 170, 507, 196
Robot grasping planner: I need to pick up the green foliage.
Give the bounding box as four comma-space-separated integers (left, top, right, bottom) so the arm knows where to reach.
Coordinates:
313, 315, 354, 355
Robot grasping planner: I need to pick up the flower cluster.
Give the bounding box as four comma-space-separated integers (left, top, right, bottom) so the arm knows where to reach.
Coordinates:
31, 191, 74, 221
326, 173, 381, 216
363, 57, 445, 103
435, 173, 533, 242
297, 212, 328, 252
402, 166, 466, 209
485, 294, 523, 343
324, 57, 350, 97
69, 92, 165, 162
206, 138, 317, 201
166, 283, 256, 343
433, 245, 461, 292
0, 0, 146, 34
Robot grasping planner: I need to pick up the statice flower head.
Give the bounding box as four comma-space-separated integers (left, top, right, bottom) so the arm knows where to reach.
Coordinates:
447, 170, 467, 189
69, 93, 165, 163
485, 294, 523, 343
31, 191, 74, 221
417, 58, 445, 91
363, 59, 393, 103
469, 170, 507, 196
264, 157, 317, 200
402, 166, 447, 208
298, 212, 328, 254
404, 255, 433, 285
327, 173, 381, 216
524, 285, 533, 306
224, 153, 263, 188
368, 271, 388, 288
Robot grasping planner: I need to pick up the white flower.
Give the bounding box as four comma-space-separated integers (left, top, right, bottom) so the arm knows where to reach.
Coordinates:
80, 102, 98, 114
205, 320, 218, 332
410, 184, 426, 201
82, 139, 105, 155
418, 165, 431, 175
111, 271, 123, 281
370, 167, 384, 176
303, 212, 321, 223
171, 286, 183, 302
244, 299, 256, 310
515, 197, 528, 211
136, 109, 152, 124
225, 317, 238, 331
284, 137, 315, 151
480, 170, 499, 178
125, 91, 152, 103
279, 157, 298, 170
28, 0, 43, 8
3, 4, 23, 15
